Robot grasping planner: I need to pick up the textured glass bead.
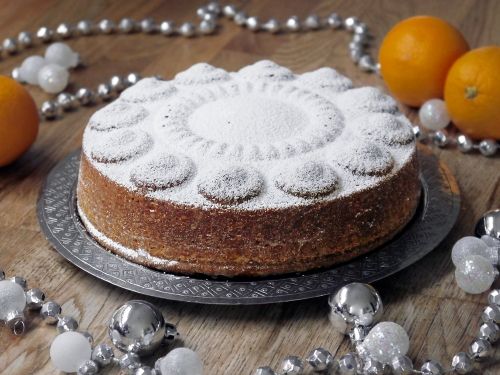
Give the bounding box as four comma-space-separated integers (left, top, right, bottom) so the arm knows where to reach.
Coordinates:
50, 331, 92, 373
91, 343, 114, 367
421, 360, 444, 375
45, 42, 79, 68
159, 348, 203, 375
77, 359, 98, 375
452, 236, 495, 266
19, 55, 46, 85
56, 315, 79, 333
455, 255, 496, 294
419, 99, 450, 130
281, 355, 304, 375
338, 353, 361, 375
363, 357, 384, 374
38, 64, 69, 94
306, 347, 334, 372
25, 288, 45, 310
451, 352, 473, 374
482, 305, 500, 324
0, 280, 27, 320
362, 322, 409, 364
255, 366, 276, 375
119, 353, 141, 371
41, 301, 62, 324
469, 338, 492, 361
488, 289, 500, 306
391, 355, 413, 375
479, 321, 500, 342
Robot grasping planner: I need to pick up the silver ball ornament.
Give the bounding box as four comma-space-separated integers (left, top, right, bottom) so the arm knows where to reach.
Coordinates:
349, 48, 363, 63
5, 310, 26, 335
179, 22, 196, 37
97, 83, 114, 101
41, 301, 62, 324
77, 20, 93, 35
263, 19, 280, 33
119, 352, 142, 372
281, 355, 304, 375
56, 23, 73, 39
359, 55, 376, 72
482, 304, 500, 324
140, 18, 156, 33
91, 343, 114, 367
207, 2, 221, 15
469, 338, 493, 361
56, 315, 79, 333
363, 357, 384, 375
391, 355, 413, 375
421, 360, 444, 375
160, 20, 175, 36
223, 4, 237, 18
306, 347, 334, 372
255, 367, 276, 375
77, 360, 98, 375
40, 101, 60, 120
457, 134, 473, 153
17, 31, 33, 48
57, 93, 78, 111
304, 15, 321, 30
199, 19, 217, 35
476, 209, 500, 240
36, 26, 54, 42
338, 353, 361, 375
98, 19, 115, 34
9, 276, 26, 289
327, 13, 343, 29
25, 288, 45, 310
110, 75, 125, 92
246, 16, 260, 31
119, 18, 136, 33
354, 22, 369, 35
451, 352, 473, 374
234, 12, 247, 26
286, 16, 301, 32
479, 139, 498, 156
488, 289, 500, 306
135, 366, 156, 375
432, 131, 448, 147
3, 37, 18, 54
76, 87, 96, 106
125, 72, 141, 86
344, 16, 359, 31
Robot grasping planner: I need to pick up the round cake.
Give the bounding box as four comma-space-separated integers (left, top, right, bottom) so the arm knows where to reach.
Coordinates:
77, 60, 420, 277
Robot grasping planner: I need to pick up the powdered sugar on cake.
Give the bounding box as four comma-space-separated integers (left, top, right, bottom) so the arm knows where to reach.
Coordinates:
82, 60, 416, 210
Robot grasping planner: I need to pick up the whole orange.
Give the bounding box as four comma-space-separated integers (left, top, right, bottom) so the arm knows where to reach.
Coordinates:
0, 76, 39, 167
379, 16, 469, 107
444, 46, 500, 140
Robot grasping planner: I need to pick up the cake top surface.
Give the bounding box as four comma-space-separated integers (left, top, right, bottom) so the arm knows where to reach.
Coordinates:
82, 60, 416, 210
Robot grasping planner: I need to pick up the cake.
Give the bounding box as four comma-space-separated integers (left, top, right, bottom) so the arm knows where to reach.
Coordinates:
77, 60, 420, 277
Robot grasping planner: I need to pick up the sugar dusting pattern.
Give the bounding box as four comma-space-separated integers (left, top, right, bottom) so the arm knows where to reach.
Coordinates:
89, 100, 148, 131
334, 140, 394, 176
121, 77, 177, 103
90, 129, 152, 163
175, 62, 231, 85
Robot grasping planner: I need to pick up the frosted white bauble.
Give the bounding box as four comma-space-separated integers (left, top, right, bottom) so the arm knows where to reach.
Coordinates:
38, 64, 69, 94
19, 55, 46, 85
419, 99, 450, 130
455, 255, 496, 294
452, 236, 496, 266
50, 331, 92, 373
159, 348, 203, 375
362, 322, 409, 364
0, 280, 26, 320
45, 42, 79, 68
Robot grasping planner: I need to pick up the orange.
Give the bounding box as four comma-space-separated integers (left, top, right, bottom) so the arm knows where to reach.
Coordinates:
0, 76, 39, 167
444, 46, 500, 140
379, 16, 469, 107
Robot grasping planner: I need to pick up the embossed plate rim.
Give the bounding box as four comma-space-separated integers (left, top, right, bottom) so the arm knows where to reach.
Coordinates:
37, 149, 460, 305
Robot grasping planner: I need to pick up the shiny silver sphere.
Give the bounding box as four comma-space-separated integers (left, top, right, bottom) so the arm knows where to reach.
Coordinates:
476, 209, 500, 240
17, 31, 33, 48
56, 23, 73, 38
479, 139, 498, 156
457, 134, 473, 153
108, 300, 166, 355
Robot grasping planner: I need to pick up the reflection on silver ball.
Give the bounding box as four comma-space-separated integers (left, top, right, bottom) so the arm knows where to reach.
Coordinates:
18, 31, 33, 48
457, 134, 473, 153
179, 22, 196, 37
286, 16, 301, 32
479, 139, 498, 157
108, 300, 166, 355
160, 21, 175, 36
263, 18, 280, 33
77, 20, 93, 36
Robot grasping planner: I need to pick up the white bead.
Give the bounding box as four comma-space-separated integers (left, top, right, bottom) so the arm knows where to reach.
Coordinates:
362, 322, 409, 364
45, 42, 79, 68
452, 236, 496, 266
38, 64, 69, 94
419, 99, 450, 130
0, 280, 26, 320
159, 348, 203, 375
19, 55, 46, 85
455, 255, 496, 294
50, 331, 92, 373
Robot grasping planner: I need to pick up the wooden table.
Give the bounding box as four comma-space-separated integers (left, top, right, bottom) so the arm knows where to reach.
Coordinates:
1, 1, 499, 374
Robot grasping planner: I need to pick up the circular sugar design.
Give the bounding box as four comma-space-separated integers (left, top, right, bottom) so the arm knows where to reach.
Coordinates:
175, 63, 231, 85
237, 60, 295, 81
336, 87, 398, 119
275, 161, 339, 198
130, 154, 194, 191
156, 80, 344, 161
90, 129, 152, 163
197, 166, 264, 205
334, 141, 394, 177
89, 100, 148, 131
352, 113, 415, 146
121, 78, 176, 103
297, 67, 353, 92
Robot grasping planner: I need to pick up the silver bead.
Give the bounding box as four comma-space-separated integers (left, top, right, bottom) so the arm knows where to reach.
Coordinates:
9, 276, 27, 289
202, 13, 217, 23
350, 48, 363, 63
327, 13, 343, 29
5, 310, 26, 335
482, 304, 500, 324
25, 288, 45, 310
57, 92, 78, 111
0, 268, 4, 280
92, 343, 115, 367
354, 23, 369, 35
40, 301, 62, 324
77, 360, 98, 375
479, 321, 500, 343
3, 38, 18, 54
97, 83, 114, 101
281, 355, 304, 375
286, 16, 301, 32
98, 19, 115, 34
36, 26, 54, 42
255, 367, 276, 375
488, 289, 500, 306
110, 75, 125, 92
119, 352, 142, 372
41, 100, 59, 120
353, 33, 369, 45
469, 338, 493, 361
338, 353, 361, 375
480, 210, 500, 240
140, 18, 156, 33
420, 360, 444, 375
199, 19, 217, 35
125, 72, 141, 86
359, 55, 376, 72
196, 6, 209, 19
363, 357, 384, 375
246, 16, 260, 32
135, 366, 155, 375
109, 300, 166, 355
164, 322, 179, 342
479, 139, 498, 156
82, 332, 94, 345
263, 18, 280, 33
306, 348, 334, 372
56, 23, 73, 39
349, 324, 368, 343
223, 4, 238, 18
179, 22, 196, 37
457, 134, 473, 152
412, 126, 426, 141
304, 15, 321, 30
432, 131, 448, 147
207, 2, 221, 15
344, 16, 359, 32
119, 18, 136, 33
234, 12, 247, 26
391, 355, 413, 375
76, 87, 96, 106
328, 283, 383, 333
17, 31, 33, 48
160, 20, 175, 36
452, 352, 473, 374
56, 315, 79, 333
77, 20, 93, 35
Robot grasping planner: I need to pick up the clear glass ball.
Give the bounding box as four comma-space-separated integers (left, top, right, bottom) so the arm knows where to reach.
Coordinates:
50, 331, 92, 373
45, 42, 79, 68
455, 255, 496, 294
38, 64, 69, 94
419, 99, 450, 131
452, 236, 496, 266
19, 55, 46, 85
361, 321, 409, 364
0, 280, 26, 320
159, 348, 203, 375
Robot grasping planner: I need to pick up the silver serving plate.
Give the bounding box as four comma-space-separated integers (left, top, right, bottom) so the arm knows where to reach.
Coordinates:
37, 149, 460, 305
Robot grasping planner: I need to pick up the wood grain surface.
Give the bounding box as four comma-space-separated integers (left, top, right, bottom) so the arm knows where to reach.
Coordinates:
1, 1, 499, 374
